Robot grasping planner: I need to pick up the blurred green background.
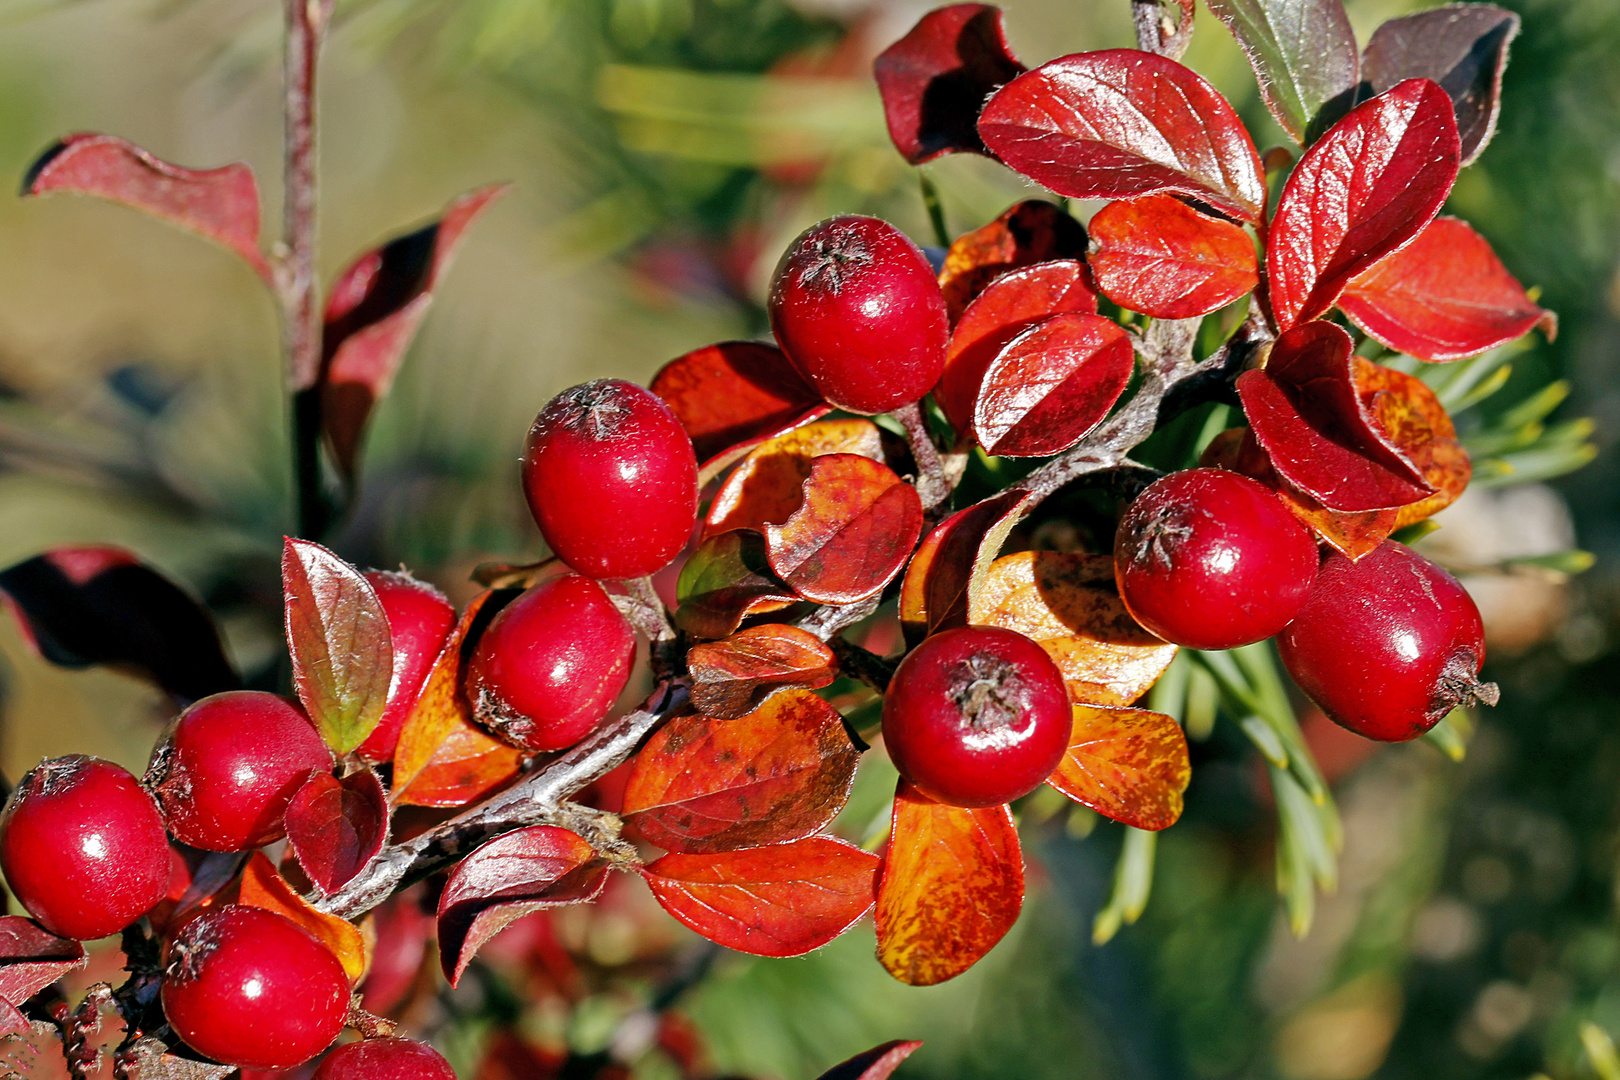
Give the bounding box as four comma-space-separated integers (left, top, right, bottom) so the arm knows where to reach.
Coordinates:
0, 0, 1618, 1078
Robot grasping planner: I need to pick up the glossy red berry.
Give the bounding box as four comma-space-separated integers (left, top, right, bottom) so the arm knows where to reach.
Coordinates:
162, 904, 349, 1070
768, 215, 948, 415
1114, 468, 1320, 651
356, 571, 456, 763
313, 1038, 458, 1080
882, 625, 1071, 807
468, 574, 636, 752
1278, 541, 1498, 742
0, 756, 169, 940
522, 379, 699, 580
149, 691, 333, 852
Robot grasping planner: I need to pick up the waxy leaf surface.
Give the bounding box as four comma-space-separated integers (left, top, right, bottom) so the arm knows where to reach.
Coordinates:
1088, 195, 1258, 319
675, 531, 800, 640
876, 782, 1021, 986
937, 260, 1096, 438
1361, 3, 1518, 165
623, 689, 861, 853
239, 853, 368, 983
874, 4, 1025, 163
978, 50, 1267, 222
814, 1041, 924, 1080
320, 185, 506, 468
282, 538, 394, 755
1267, 78, 1460, 331
0, 546, 238, 703
436, 825, 606, 986
642, 836, 879, 957
24, 133, 269, 279
974, 313, 1135, 457
285, 768, 389, 895
1339, 216, 1555, 361
0, 917, 86, 1005
1047, 705, 1189, 831
765, 454, 924, 605
1205, 0, 1360, 143
688, 624, 838, 719
650, 341, 827, 477
707, 419, 883, 538
899, 489, 1031, 647
971, 551, 1176, 705
937, 200, 1088, 320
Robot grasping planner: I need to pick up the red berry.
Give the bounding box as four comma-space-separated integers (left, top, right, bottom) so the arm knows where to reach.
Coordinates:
313, 1038, 458, 1080
0, 756, 169, 940
882, 626, 1071, 807
1114, 468, 1319, 650
768, 215, 948, 415
1278, 541, 1498, 742
522, 379, 698, 580
162, 904, 349, 1070
468, 574, 636, 752
149, 691, 333, 852
356, 571, 456, 763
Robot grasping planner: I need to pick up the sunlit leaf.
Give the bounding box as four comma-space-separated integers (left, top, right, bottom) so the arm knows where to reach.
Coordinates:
1088, 194, 1258, 319
1205, 0, 1359, 144
973, 312, 1135, 457
285, 768, 389, 895
1046, 705, 1189, 831
706, 419, 883, 538
765, 454, 924, 605
687, 624, 838, 719
874, 4, 1025, 163
937, 201, 1088, 320
239, 853, 368, 983
899, 489, 1031, 647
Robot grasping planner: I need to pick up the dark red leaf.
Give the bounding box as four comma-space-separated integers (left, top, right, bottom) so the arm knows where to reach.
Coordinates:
0, 997, 27, 1036
0, 547, 239, 703
1237, 321, 1432, 512
874, 4, 1026, 164
649, 341, 828, 477
436, 825, 607, 987
937, 261, 1097, 438
320, 184, 506, 473
765, 454, 924, 604
623, 689, 861, 853
1338, 216, 1556, 361
641, 836, 878, 957
1205, 0, 1360, 144
973, 312, 1135, 457
1088, 194, 1258, 319
24, 133, 269, 280
687, 624, 838, 719
285, 768, 389, 895
978, 50, 1267, 222
1361, 4, 1519, 166
1266, 79, 1460, 332
937, 201, 1089, 320
814, 1041, 924, 1080
899, 490, 1031, 647
0, 917, 86, 1005
675, 531, 800, 641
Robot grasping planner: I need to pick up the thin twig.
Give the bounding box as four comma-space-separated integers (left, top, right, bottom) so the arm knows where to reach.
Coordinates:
795, 593, 882, 643
918, 171, 951, 248
618, 576, 682, 678
894, 402, 952, 513
828, 637, 895, 692
1132, 0, 1195, 60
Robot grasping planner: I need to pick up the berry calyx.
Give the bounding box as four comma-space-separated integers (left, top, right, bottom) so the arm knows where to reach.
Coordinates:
1114, 468, 1320, 650
149, 691, 333, 852
356, 570, 456, 763
1278, 540, 1498, 742
312, 1037, 458, 1080
768, 215, 948, 415
468, 574, 636, 752
0, 756, 169, 940
162, 904, 349, 1070
522, 379, 699, 580
882, 625, 1071, 807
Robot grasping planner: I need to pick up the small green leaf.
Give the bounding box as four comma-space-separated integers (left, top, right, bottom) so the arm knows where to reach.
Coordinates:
1507, 549, 1596, 577
282, 538, 393, 755
1422, 710, 1472, 761
1582, 1022, 1620, 1080
1240, 715, 1289, 769
1092, 827, 1156, 944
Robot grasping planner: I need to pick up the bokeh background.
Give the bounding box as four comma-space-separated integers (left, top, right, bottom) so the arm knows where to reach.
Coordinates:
0, 0, 1618, 1077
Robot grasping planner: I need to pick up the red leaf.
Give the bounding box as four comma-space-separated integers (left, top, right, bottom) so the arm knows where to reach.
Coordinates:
687, 624, 838, 719
978, 50, 1267, 222
875, 782, 1021, 985
973, 312, 1135, 457
623, 689, 861, 853
0, 547, 238, 703
674, 531, 800, 641
814, 1041, 924, 1080
898, 490, 1030, 648
285, 768, 389, 895
649, 341, 828, 478
1046, 705, 1189, 831
24, 133, 269, 280
706, 419, 884, 539
436, 826, 606, 987
765, 454, 924, 604
874, 4, 1026, 164
1237, 322, 1432, 512
642, 836, 878, 957
0, 917, 86, 1005
1266, 79, 1460, 332
1088, 195, 1258, 319
1205, 0, 1360, 145
937, 201, 1088, 321
937, 260, 1097, 438
320, 185, 506, 472
1339, 216, 1556, 361
282, 538, 394, 755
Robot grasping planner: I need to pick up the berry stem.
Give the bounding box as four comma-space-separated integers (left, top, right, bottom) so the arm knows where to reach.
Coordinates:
917, 171, 951, 248
1132, 0, 1195, 61
894, 402, 952, 513
829, 637, 896, 692
617, 576, 682, 678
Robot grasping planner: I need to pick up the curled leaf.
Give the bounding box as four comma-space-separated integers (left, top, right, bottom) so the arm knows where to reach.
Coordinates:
1353, 357, 1471, 529
0, 917, 87, 1005
285, 768, 389, 895
874, 4, 1026, 163
239, 853, 368, 983
973, 312, 1135, 457
675, 531, 800, 640
1088, 194, 1258, 319
764, 454, 924, 605
1205, 0, 1360, 144
706, 419, 884, 538
687, 624, 838, 719
899, 489, 1031, 647
1046, 705, 1189, 831
937, 201, 1088, 320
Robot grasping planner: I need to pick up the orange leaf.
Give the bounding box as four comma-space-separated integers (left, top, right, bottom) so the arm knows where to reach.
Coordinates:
765, 454, 924, 605
1046, 705, 1189, 830
239, 852, 368, 983
875, 781, 1022, 986
898, 490, 1030, 648
970, 551, 1177, 706
391, 590, 495, 795
687, 624, 837, 719
938, 200, 1087, 320
706, 419, 883, 538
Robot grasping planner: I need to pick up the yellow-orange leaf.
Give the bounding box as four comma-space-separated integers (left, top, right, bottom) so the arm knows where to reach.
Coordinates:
239, 852, 368, 983
899, 490, 1030, 648
391, 590, 495, 795
705, 419, 884, 537
1046, 705, 1189, 831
